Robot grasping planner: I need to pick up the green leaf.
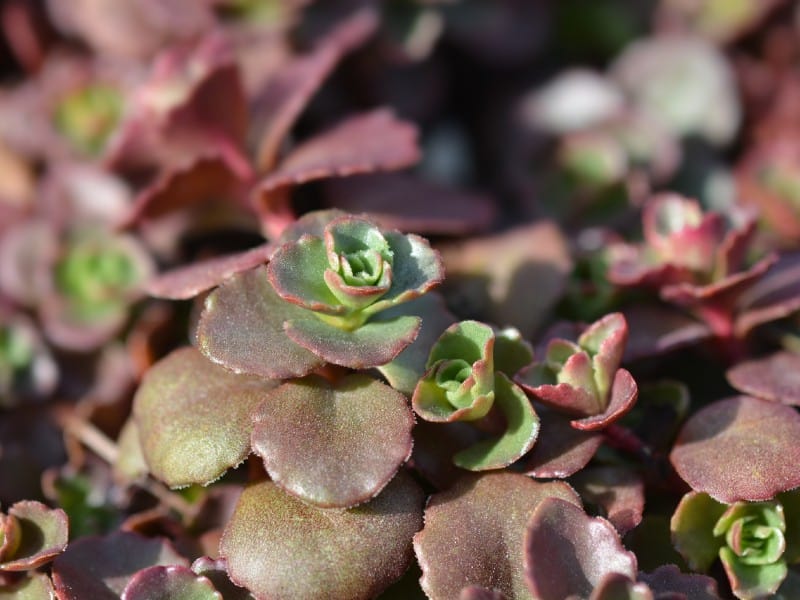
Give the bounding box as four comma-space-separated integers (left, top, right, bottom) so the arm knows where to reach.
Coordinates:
492, 327, 534, 377
0, 502, 68, 571
453, 373, 539, 470
720, 547, 787, 600
134, 347, 278, 488
671, 491, 727, 572
285, 314, 420, 369
0, 573, 56, 599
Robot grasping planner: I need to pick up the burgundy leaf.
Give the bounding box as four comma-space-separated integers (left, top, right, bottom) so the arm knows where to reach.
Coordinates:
670, 396, 800, 502
524, 497, 637, 600
146, 243, 273, 300
121, 565, 221, 600
734, 252, 800, 336
638, 565, 721, 600
623, 305, 712, 361
220, 472, 423, 600
414, 472, 581, 600
571, 466, 645, 535
0, 501, 68, 571
191, 557, 254, 600
250, 374, 414, 508
727, 351, 800, 406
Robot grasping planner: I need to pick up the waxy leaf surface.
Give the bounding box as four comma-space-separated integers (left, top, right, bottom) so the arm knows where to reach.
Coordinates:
133, 347, 277, 488
670, 396, 800, 502
251, 374, 414, 508
414, 472, 581, 600
220, 472, 423, 600
726, 352, 800, 406
121, 565, 221, 600
0, 502, 68, 571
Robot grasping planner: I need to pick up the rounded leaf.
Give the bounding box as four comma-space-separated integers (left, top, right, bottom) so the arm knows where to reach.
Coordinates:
133, 347, 278, 488
670, 396, 800, 502
727, 352, 800, 406
121, 565, 221, 600
414, 472, 581, 600
220, 472, 423, 600
670, 491, 728, 572
0, 572, 56, 599
0, 502, 68, 571
524, 498, 637, 600
251, 374, 414, 508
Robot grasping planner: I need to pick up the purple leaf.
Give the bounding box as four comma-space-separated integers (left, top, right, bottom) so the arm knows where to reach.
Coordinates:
52, 531, 187, 599
121, 565, 221, 600
571, 466, 645, 536
414, 472, 581, 599
524, 497, 637, 600
250, 374, 413, 508
191, 557, 254, 600
220, 472, 423, 600
638, 565, 721, 600
133, 347, 278, 488
670, 396, 800, 502
727, 351, 800, 406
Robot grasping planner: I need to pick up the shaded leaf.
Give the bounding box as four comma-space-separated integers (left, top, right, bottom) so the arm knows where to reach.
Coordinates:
589, 573, 652, 600
524, 498, 637, 600
196, 266, 324, 379
0, 502, 68, 571
726, 352, 800, 406
414, 472, 581, 600
571, 369, 639, 431
623, 305, 711, 361
133, 347, 278, 488
571, 466, 645, 536
637, 565, 720, 600
191, 557, 254, 600
220, 472, 423, 600
670, 492, 727, 572
0, 572, 55, 599
670, 396, 800, 502
52, 531, 187, 600
121, 565, 221, 600
251, 374, 414, 508
720, 547, 787, 600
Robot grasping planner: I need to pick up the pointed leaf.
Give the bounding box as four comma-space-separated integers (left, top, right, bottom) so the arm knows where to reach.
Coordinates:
727, 352, 800, 406
670, 396, 800, 502
52, 531, 187, 600
0, 502, 68, 571
196, 266, 325, 379
284, 314, 420, 369
524, 498, 637, 600
414, 472, 581, 600
251, 374, 413, 508
133, 347, 278, 488
121, 566, 221, 600
220, 472, 423, 600
453, 373, 539, 470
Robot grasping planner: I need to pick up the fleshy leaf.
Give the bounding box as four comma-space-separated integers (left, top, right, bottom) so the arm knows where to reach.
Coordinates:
220, 472, 423, 600
133, 347, 278, 488
524, 498, 638, 600
52, 531, 187, 599
190, 557, 254, 600
0, 502, 68, 571
670, 491, 728, 572
720, 547, 787, 600
670, 396, 800, 502
726, 352, 800, 406
452, 373, 539, 471
570, 369, 639, 431
250, 374, 413, 508
459, 586, 507, 600
0, 572, 56, 599
571, 466, 645, 535
196, 266, 325, 379
284, 314, 420, 369
637, 565, 720, 600
121, 566, 221, 600
589, 573, 653, 600
414, 472, 581, 600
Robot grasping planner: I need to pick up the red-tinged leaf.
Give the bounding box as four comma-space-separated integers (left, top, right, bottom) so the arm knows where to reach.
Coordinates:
734, 252, 800, 336
251, 374, 414, 508
146, 243, 273, 300
196, 265, 325, 379
284, 314, 420, 369
414, 472, 581, 600
409, 420, 485, 490
120, 155, 250, 228
623, 305, 712, 361
325, 173, 495, 235
516, 364, 599, 416
571, 466, 645, 536
0, 572, 55, 599
121, 565, 221, 600
253, 109, 420, 226
670, 396, 800, 502
571, 369, 638, 431
191, 557, 254, 600
590, 573, 653, 600
638, 565, 721, 600
220, 472, 423, 600
460, 586, 507, 600
727, 351, 800, 406
252, 7, 378, 170
516, 408, 603, 479
524, 498, 637, 600
580, 312, 628, 400
52, 531, 187, 600
439, 221, 572, 338
133, 347, 278, 488
0, 502, 67, 571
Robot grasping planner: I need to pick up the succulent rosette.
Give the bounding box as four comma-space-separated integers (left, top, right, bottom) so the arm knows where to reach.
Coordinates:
412, 320, 539, 470
197, 211, 444, 378
516, 312, 638, 431
672, 490, 800, 599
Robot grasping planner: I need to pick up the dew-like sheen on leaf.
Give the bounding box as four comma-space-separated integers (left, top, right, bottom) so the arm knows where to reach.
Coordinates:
133, 347, 278, 488
250, 374, 414, 508
219, 472, 424, 600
